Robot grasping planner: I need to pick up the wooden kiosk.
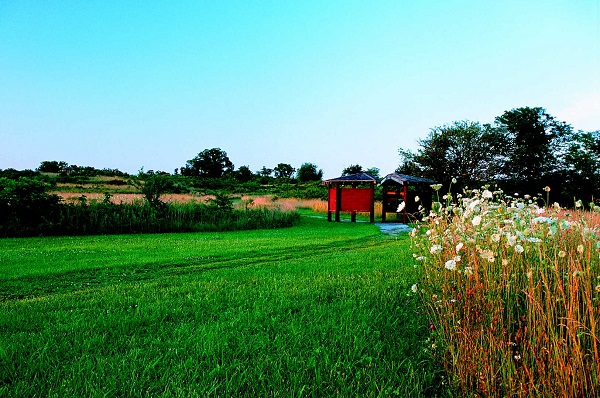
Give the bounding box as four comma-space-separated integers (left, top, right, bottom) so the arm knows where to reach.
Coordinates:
381, 173, 435, 223
324, 173, 376, 223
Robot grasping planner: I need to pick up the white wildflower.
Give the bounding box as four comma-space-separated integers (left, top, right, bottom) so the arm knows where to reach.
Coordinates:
507, 234, 516, 246
430, 245, 442, 254
472, 215, 482, 226
397, 201, 406, 212
515, 245, 524, 253
482, 190, 493, 199
456, 242, 464, 253
445, 259, 457, 271
411, 284, 418, 293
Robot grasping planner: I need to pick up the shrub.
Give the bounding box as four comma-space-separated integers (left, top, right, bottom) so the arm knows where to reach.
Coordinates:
0, 177, 61, 237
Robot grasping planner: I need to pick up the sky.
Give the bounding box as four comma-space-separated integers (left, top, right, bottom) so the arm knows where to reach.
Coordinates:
1, 1, 599, 179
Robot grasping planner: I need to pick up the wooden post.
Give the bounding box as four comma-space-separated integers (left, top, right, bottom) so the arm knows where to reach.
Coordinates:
402, 184, 408, 224
335, 183, 341, 222
370, 182, 375, 223
381, 188, 387, 223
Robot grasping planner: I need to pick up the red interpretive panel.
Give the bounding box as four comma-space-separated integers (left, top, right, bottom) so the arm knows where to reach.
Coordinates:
327, 188, 372, 212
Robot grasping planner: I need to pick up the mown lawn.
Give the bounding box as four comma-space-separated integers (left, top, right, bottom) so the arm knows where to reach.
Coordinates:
0, 216, 444, 397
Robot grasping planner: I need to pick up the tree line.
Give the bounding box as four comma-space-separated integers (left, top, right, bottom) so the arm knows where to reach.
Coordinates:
398, 106, 600, 205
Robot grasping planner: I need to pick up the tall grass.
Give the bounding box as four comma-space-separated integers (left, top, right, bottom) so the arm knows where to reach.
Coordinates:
411, 187, 600, 396
6, 200, 300, 237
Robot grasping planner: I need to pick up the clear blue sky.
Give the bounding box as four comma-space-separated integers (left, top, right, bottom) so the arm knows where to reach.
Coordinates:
1, 1, 599, 178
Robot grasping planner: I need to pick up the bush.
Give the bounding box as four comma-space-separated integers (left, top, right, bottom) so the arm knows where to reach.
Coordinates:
0, 177, 61, 237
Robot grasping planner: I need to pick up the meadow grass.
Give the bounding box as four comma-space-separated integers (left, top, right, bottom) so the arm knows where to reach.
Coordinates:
411, 188, 600, 396
0, 216, 444, 397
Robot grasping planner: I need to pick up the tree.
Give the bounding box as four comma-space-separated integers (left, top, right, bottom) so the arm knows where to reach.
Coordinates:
398, 120, 505, 186
38, 161, 68, 173
494, 107, 572, 192
297, 163, 323, 183
234, 165, 254, 183
364, 167, 380, 179
396, 149, 424, 176
273, 163, 295, 180
181, 148, 234, 178
561, 130, 600, 203
342, 164, 363, 175
257, 166, 273, 178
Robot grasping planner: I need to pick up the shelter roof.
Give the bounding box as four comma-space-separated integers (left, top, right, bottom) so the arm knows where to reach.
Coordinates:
324, 173, 378, 184
381, 173, 436, 186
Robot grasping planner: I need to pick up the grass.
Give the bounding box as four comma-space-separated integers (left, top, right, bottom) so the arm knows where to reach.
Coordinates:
0, 216, 444, 397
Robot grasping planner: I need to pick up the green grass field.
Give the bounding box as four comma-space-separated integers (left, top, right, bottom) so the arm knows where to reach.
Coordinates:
0, 216, 444, 397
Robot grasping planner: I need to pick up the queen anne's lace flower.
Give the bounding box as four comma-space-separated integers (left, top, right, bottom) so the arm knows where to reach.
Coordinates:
445, 259, 457, 271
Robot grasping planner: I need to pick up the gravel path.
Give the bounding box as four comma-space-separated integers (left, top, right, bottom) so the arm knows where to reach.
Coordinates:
375, 223, 413, 235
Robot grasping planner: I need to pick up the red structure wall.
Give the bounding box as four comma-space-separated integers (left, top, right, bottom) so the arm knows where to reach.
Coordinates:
328, 188, 373, 212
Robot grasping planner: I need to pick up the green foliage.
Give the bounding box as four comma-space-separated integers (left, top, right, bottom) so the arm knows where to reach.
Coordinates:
297, 163, 323, 183
273, 163, 295, 180
52, 202, 299, 236
342, 164, 363, 175
37, 160, 69, 173
365, 167, 381, 180
0, 168, 42, 180
398, 120, 504, 187
129, 174, 177, 207
399, 107, 590, 205
0, 177, 61, 236
0, 174, 300, 236
274, 181, 328, 200
494, 106, 573, 194
233, 165, 254, 183
181, 148, 234, 178
0, 219, 445, 396
207, 192, 234, 212
560, 130, 600, 203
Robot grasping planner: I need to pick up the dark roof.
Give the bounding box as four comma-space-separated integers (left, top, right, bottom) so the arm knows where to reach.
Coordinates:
324, 173, 378, 183
381, 173, 436, 185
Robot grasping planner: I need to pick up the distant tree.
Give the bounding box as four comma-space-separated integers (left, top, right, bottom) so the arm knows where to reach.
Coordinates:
342, 164, 363, 175
234, 165, 254, 183
257, 166, 273, 178
181, 148, 234, 178
297, 163, 323, 183
398, 120, 505, 186
364, 167, 380, 179
273, 163, 295, 180
494, 107, 572, 192
38, 161, 68, 173
561, 130, 600, 203
396, 149, 424, 176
